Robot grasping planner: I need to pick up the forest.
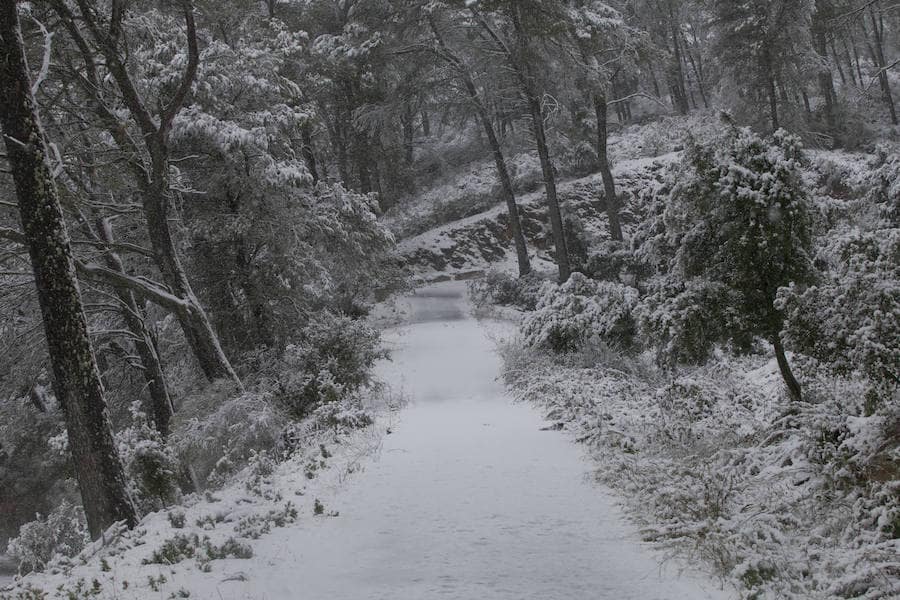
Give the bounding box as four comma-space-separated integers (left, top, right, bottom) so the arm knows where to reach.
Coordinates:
0, 0, 897, 598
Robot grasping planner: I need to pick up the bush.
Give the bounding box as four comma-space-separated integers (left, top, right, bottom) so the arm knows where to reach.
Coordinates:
636, 278, 748, 367
7, 502, 89, 574
636, 126, 814, 397
171, 386, 286, 488
468, 270, 542, 311
507, 153, 543, 192
271, 312, 386, 418
583, 240, 651, 288
117, 417, 180, 512
778, 228, 900, 411
522, 273, 639, 354
867, 143, 900, 226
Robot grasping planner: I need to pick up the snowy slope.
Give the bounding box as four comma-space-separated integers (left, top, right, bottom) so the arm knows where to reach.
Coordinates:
399, 155, 679, 281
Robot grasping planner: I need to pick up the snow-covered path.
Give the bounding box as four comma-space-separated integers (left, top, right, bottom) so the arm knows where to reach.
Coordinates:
225, 281, 731, 599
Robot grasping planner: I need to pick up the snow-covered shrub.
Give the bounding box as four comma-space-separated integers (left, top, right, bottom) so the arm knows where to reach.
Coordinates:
7, 502, 88, 574
867, 143, 900, 226
117, 416, 180, 512
779, 228, 900, 411
468, 270, 542, 311
0, 384, 71, 545
811, 155, 859, 200
611, 113, 719, 161
142, 533, 252, 566
269, 312, 386, 418
171, 386, 286, 489
583, 240, 652, 287
636, 278, 746, 367
522, 273, 639, 354
500, 342, 899, 598
556, 139, 599, 177
639, 126, 814, 396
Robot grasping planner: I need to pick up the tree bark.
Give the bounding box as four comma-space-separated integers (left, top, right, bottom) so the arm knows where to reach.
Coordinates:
868, 5, 898, 125
300, 121, 319, 185
766, 62, 780, 131
505, 4, 570, 282
0, 0, 138, 538
594, 96, 624, 242
421, 108, 431, 136
96, 218, 174, 437
773, 337, 803, 401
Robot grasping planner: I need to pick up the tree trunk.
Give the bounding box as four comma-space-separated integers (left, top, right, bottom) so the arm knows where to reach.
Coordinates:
428, 16, 530, 276
850, 31, 865, 86
564, 21, 624, 244
767, 70, 780, 131
96, 218, 174, 437
508, 4, 570, 282
0, 1, 138, 538
471, 94, 531, 277
868, 6, 898, 124
144, 142, 241, 386
668, 1, 690, 115
300, 121, 319, 185
401, 102, 415, 166
683, 43, 709, 109
594, 95, 623, 242
421, 108, 431, 136
773, 337, 803, 401
813, 4, 839, 145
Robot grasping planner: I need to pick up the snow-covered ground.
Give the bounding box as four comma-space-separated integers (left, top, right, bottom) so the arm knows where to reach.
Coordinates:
0, 556, 13, 588
213, 281, 731, 599
4, 281, 734, 598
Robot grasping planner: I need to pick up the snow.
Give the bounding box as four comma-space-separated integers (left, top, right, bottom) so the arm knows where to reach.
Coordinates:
3, 280, 733, 599
204, 281, 731, 599
0, 555, 13, 588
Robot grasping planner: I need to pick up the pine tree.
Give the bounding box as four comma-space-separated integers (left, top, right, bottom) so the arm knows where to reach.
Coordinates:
0, 0, 139, 539
657, 126, 815, 400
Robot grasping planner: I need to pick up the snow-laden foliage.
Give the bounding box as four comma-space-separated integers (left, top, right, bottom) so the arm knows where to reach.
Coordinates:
117, 415, 181, 513
501, 344, 900, 599
779, 229, 900, 410
637, 277, 744, 366
6, 503, 88, 575
636, 127, 813, 397
522, 273, 639, 353
0, 384, 71, 546
261, 313, 387, 419
169, 384, 287, 489
468, 270, 543, 311
167, 13, 402, 351
867, 144, 900, 226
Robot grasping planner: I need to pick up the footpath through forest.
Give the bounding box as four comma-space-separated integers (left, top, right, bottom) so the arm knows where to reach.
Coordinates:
216, 280, 731, 599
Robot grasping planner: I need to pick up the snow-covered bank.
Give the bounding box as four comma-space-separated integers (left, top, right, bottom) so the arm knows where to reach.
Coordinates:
398, 154, 677, 280
500, 345, 900, 599
1, 392, 394, 599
